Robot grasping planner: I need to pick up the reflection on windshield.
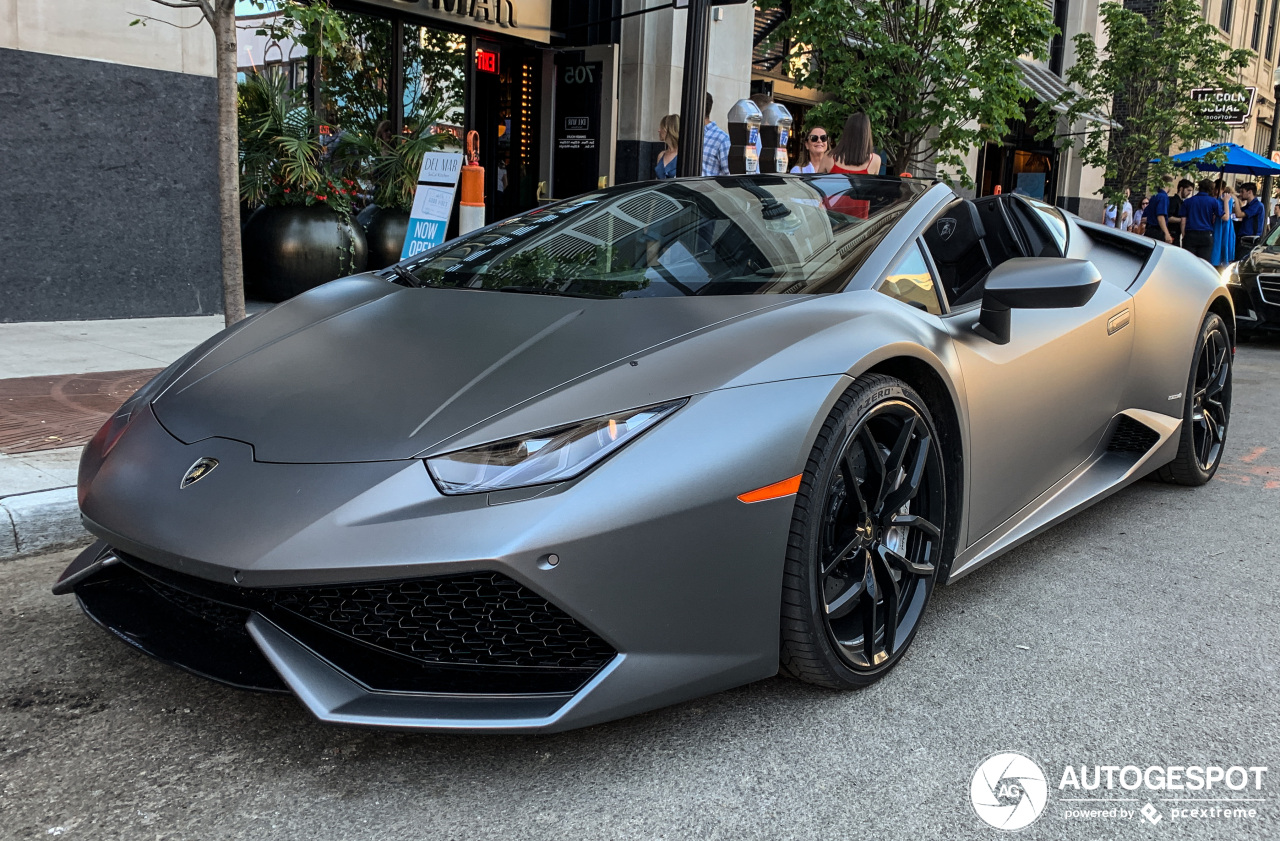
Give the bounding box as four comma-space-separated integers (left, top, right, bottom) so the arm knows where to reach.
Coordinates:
397, 176, 925, 298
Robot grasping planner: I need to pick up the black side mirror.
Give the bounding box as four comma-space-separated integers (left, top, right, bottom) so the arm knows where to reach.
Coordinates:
975, 257, 1102, 345
1240, 235, 1260, 251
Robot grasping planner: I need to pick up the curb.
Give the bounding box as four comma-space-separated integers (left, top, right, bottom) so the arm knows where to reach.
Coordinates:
0, 487, 88, 561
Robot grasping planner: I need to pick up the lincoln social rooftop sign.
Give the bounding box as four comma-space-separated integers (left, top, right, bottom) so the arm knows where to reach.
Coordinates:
1191, 87, 1258, 126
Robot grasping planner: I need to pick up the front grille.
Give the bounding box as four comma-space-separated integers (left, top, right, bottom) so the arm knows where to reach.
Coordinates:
274, 575, 615, 670
1258, 274, 1280, 306
108, 552, 614, 695
1106, 415, 1161, 454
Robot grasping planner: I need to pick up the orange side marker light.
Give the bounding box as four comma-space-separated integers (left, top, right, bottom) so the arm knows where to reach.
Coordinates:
737, 474, 802, 504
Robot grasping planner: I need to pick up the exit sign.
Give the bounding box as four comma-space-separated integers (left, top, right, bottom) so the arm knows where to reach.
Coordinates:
476, 49, 500, 75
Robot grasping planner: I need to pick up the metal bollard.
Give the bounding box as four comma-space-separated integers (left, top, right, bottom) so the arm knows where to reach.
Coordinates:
459, 130, 485, 236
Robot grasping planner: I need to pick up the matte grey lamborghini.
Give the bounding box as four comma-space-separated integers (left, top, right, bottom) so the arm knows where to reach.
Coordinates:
57, 175, 1235, 732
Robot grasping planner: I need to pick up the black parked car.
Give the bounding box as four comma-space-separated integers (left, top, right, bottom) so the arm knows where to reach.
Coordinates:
1231, 231, 1280, 337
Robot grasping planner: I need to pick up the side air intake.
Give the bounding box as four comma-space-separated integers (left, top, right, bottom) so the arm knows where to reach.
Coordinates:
1106, 415, 1161, 454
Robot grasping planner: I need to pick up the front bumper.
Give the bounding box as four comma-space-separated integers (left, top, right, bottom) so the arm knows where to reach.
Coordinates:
61, 375, 845, 732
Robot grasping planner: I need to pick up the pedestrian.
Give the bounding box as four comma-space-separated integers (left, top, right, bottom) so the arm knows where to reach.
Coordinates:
1234, 181, 1265, 257
1211, 180, 1236, 267
1133, 195, 1148, 234
790, 124, 831, 174
701, 92, 731, 177
829, 112, 882, 176
1168, 178, 1193, 247
1142, 175, 1174, 244
1269, 199, 1280, 236
655, 114, 679, 179
1179, 178, 1219, 261
1102, 188, 1129, 228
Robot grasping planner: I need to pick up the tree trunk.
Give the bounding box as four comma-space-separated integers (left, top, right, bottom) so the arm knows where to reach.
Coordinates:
213, 1, 247, 326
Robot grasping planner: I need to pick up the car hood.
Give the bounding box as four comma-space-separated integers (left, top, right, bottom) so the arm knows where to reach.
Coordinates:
150, 276, 804, 463
1242, 243, 1280, 273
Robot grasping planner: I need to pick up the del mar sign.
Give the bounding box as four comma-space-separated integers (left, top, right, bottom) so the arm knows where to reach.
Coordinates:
1191, 87, 1258, 126
349, 0, 552, 43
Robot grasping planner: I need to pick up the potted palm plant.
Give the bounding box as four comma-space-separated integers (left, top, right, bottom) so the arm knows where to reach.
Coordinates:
239, 72, 368, 302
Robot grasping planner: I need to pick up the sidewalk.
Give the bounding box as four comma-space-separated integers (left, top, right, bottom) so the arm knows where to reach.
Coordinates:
0, 315, 227, 560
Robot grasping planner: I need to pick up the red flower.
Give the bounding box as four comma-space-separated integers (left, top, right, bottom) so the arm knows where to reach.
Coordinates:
316, 195, 327, 201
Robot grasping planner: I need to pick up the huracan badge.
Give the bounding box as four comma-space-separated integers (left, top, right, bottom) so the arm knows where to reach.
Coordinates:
181, 457, 219, 488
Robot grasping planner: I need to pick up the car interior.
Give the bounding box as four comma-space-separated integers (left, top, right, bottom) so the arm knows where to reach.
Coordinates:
921, 196, 1064, 308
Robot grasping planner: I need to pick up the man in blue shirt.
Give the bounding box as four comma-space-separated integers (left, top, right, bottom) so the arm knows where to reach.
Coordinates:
1235, 182, 1265, 258
702, 92, 731, 177
1180, 179, 1220, 261
1143, 174, 1174, 243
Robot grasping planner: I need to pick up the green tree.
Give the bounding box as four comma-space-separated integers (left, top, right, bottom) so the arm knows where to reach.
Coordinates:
1053, 0, 1251, 206
322, 14, 466, 136
772, 0, 1057, 184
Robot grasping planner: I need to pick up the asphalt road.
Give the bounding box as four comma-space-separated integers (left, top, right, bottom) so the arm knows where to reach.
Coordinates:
3, 342, 1278, 841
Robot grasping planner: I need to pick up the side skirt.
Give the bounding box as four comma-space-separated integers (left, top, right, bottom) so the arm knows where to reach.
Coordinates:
946, 408, 1181, 582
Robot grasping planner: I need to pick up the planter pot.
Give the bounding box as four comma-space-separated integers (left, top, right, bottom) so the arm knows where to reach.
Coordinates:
362, 207, 410, 270
242, 204, 368, 302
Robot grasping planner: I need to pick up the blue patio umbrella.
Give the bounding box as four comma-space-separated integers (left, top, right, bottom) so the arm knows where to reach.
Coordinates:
1160, 143, 1280, 176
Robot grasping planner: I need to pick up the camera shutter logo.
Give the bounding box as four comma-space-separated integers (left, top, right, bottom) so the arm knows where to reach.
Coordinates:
970, 752, 1049, 831
181, 457, 219, 489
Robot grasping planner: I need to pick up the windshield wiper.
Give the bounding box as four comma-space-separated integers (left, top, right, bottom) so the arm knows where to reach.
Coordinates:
386, 264, 424, 288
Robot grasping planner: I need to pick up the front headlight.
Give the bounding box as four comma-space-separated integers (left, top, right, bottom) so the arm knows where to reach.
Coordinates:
1221, 262, 1242, 287
426, 399, 687, 494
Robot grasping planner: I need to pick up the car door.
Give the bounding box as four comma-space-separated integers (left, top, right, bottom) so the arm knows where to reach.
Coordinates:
936, 200, 1136, 544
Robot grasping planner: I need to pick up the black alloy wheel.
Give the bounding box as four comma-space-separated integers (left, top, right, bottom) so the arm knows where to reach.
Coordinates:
1156, 312, 1233, 486
781, 374, 947, 688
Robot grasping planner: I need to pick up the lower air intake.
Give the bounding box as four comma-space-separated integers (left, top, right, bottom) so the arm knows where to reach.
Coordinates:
1106, 415, 1161, 454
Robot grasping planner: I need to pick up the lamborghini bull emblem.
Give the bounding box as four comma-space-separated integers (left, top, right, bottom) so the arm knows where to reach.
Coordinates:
937, 218, 957, 240
181, 457, 219, 489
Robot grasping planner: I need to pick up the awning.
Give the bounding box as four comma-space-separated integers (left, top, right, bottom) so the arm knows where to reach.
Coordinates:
1016, 59, 1119, 129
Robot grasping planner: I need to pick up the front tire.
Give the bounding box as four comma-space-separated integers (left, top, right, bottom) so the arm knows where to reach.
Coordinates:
780, 375, 947, 689
1155, 312, 1232, 486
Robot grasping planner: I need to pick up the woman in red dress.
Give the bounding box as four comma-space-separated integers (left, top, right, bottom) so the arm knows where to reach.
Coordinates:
828, 112, 882, 176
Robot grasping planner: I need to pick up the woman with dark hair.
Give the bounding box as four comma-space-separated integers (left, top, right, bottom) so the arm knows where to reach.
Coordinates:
829, 112, 882, 175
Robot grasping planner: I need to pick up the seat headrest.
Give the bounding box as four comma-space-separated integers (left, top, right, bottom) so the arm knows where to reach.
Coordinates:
924, 200, 985, 262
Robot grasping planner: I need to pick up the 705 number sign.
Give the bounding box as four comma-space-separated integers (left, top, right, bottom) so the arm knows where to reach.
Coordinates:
563, 65, 595, 85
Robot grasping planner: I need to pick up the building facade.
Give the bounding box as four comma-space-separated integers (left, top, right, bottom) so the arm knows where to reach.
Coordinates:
1, 0, 224, 322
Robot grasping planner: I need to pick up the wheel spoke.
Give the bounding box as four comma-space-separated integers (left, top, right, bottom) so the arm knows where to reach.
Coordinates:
877, 542, 935, 577
872, 549, 902, 655
880, 434, 931, 518
821, 534, 863, 578
840, 450, 869, 516
890, 513, 941, 540
824, 567, 866, 621
857, 426, 888, 511
884, 416, 917, 478
860, 557, 879, 664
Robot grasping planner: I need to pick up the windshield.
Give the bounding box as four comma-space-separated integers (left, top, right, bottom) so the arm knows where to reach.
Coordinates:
392, 176, 926, 298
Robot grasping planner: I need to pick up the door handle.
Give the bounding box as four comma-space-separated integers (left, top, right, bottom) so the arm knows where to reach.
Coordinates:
1107, 308, 1131, 335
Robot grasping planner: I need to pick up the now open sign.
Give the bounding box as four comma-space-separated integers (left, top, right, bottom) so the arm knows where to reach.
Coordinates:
401, 151, 465, 260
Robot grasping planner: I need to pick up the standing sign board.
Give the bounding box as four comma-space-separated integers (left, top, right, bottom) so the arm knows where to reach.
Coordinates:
401, 151, 464, 260
552, 53, 604, 200
1191, 87, 1258, 126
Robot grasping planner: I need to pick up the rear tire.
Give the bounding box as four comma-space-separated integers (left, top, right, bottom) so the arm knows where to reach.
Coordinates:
1155, 312, 1232, 486
780, 375, 946, 689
